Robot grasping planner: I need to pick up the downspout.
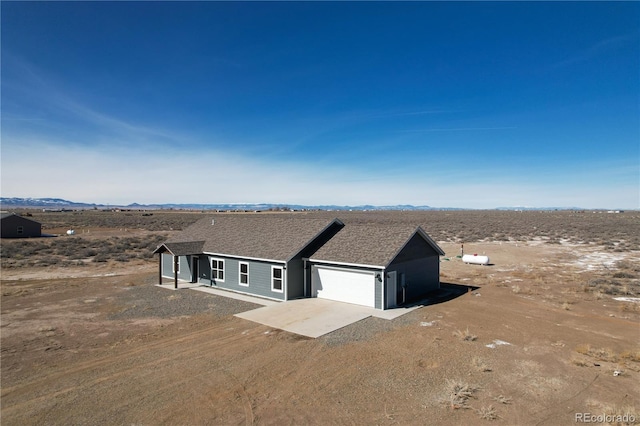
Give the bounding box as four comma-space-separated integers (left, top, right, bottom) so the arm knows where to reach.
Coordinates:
381, 268, 386, 310
284, 262, 288, 301
303, 259, 308, 298
174, 255, 178, 289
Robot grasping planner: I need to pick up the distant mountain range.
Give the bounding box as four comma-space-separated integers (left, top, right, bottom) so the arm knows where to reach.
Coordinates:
0, 197, 447, 211
0, 197, 613, 211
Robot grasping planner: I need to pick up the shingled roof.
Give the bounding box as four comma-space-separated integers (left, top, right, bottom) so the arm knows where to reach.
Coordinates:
155, 215, 342, 262
154, 241, 205, 256
308, 223, 444, 267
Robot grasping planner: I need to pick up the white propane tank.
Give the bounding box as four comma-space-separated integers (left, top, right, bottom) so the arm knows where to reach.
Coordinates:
462, 254, 489, 265
66, 229, 75, 236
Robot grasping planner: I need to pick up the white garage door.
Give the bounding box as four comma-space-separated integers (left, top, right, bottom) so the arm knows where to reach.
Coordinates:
311, 265, 375, 308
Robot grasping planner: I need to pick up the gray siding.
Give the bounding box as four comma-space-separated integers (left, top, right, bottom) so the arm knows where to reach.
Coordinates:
388, 234, 440, 304
375, 269, 383, 309
388, 256, 439, 302
161, 253, 193, 282
392, 233, 440, 262
203, 255, 285, 301
286, 259, 304, 300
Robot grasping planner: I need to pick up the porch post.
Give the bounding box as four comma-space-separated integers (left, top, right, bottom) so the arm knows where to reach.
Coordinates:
174, 256, 178, 289
158, 254, 162, 285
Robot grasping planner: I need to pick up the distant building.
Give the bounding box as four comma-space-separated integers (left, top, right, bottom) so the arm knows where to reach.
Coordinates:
0, 213, 42, 238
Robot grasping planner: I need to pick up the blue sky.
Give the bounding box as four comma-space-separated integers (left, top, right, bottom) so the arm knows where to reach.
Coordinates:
2, 2, 638, 209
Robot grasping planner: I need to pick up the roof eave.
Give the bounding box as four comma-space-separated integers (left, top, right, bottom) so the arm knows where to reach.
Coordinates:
306, 257, 385, 270
202, 251, 287, 264
153, 244, 171, 255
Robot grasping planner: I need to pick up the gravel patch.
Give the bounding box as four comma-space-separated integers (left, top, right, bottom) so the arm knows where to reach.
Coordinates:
320, 308, 422, 346
108, 285, 261, 320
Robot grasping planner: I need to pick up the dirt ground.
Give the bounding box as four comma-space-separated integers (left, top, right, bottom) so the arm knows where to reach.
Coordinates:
1, 226, 639, 425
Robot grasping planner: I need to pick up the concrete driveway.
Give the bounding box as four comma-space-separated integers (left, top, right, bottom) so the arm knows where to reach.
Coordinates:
234, 298, 421, 338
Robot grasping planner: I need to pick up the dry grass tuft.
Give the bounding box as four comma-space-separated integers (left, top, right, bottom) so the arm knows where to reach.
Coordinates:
574, 344, 619, 362
619, 303, 640, 314
571, 357, 590, 367
493, 395, 512, 405
593, 347, 619, 362
443, 379, 480, 409
453, 327, 477, 342
576, 344, 591, 355
476, 405, 498, 421
620, 349, 640, 363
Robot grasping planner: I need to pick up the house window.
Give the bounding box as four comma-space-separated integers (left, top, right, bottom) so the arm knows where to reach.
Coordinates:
271, 266, 283, 293
211, 258, 224, 281
239, 262, 249, 286
17, 226, 24, 235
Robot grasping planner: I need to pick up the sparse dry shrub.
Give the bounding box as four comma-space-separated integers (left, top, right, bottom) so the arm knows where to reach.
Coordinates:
453, 327, 477, 342
593, 347, 619, 362
1, 232, 169, 268
620, 349, 640, 363
443, 379, 480, 409
576, 344, 591, 355
613, 271, 636, 279
493, 395, 512, 405
571, 357, 590, 367
575, 345, 619, 362
619, 303, 640, 314
511, 285, 521, 294
93, 254, 109, 263
476, 405, 498, 421
616, 260, 640, 273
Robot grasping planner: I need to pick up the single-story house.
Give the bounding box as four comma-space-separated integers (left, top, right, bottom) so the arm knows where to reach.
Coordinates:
0, 213, 42, 238
153, 216, 444, 310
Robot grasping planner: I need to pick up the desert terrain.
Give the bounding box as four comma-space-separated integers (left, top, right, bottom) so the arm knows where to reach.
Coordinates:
1, 210, 638, 425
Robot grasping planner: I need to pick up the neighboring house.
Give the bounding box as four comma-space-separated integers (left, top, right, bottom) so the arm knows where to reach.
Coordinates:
0, 213, 42, 238
154, 216, 444, 310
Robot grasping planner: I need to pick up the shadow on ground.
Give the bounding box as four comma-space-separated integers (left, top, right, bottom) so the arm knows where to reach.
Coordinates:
402, 282, 480, 308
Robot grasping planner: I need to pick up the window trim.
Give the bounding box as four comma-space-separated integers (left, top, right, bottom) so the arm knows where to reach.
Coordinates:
239, 261, 249, 287
210, 257, 225, 282
271, 265, 284, 293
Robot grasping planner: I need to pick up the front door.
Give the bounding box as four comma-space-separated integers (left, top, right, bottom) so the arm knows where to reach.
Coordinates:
191, 256, 199, 283
386, 271, 397, 309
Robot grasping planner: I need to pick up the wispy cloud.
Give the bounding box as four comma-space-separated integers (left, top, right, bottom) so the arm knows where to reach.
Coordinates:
551, 32, 639, 69
367, 109, 457, 118
2, 55, 180, 146
399, 126, 517, 133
